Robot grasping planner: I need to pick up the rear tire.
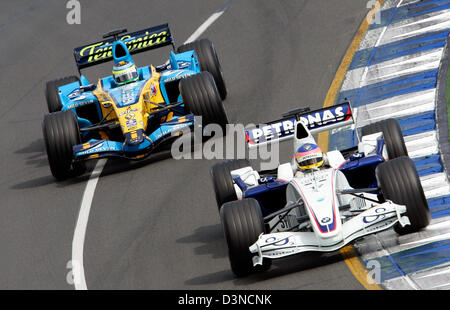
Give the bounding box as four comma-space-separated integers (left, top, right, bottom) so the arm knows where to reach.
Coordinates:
179, 72, 228, 130
211, 159, 251, 210
42, 110, 85, 180
375, 156, 430, 235
177, 39, 227, 100
361, 118, 408, 159
45, 76, 80, 113
220, 198, 271, 277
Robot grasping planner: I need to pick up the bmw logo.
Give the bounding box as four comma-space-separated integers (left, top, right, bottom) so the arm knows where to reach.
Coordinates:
321, 217, 331, 224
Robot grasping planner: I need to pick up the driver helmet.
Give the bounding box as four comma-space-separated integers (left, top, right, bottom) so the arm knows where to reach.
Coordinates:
295, 143, 324, 172
112, 60, 139, 85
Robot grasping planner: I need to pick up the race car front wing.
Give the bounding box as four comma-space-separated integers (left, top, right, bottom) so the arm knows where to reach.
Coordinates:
72, 114, 194, 160
249, 201, 410, 266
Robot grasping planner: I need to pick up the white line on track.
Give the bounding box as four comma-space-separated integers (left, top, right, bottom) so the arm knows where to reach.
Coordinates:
417, 268, 450, 280
72, 159, 107, 290
184, 0, 233, 44
400, 232, 450, 248
359, 0, 404, 87
71, 0, 233, 290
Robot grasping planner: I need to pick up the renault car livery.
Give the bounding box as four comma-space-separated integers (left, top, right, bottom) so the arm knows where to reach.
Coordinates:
42, 24, 228, 179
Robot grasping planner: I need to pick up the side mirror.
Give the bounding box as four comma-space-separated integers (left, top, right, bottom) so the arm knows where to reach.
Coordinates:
80, 84, 97, 92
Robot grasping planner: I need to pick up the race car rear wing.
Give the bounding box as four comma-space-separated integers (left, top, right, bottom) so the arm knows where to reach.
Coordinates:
73, 24, 174, 70
245, 102, 354, 148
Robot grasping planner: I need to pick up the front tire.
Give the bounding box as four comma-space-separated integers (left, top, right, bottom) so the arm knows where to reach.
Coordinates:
361, 118, 408, 159
45, 76, 80, 113
211, 159, 251, 210
375, 156, 430, 234
220, 198, 271, 277
177, 39, 227, 100
179, 72, 228, 130
42, 110, 85, 180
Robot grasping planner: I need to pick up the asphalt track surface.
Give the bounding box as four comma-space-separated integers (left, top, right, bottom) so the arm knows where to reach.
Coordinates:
0, 0, 371, 289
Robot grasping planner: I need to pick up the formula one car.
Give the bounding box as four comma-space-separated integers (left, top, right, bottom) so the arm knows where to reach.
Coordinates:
211, 102, 431, 276
42, 24, 228, 179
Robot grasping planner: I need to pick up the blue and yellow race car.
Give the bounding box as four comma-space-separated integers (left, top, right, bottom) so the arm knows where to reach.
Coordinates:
42, 24, 228, 180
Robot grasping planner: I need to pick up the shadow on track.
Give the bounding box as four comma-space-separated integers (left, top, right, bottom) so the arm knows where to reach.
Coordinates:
185, 250, 346, 287
238, 251, 347, 285
11, 132, 225, 190
14, 138, 48, 169
177, 223, 228, 259
9, 132, 201, 190
180, 222, 348, 287
10, 147, 174, 190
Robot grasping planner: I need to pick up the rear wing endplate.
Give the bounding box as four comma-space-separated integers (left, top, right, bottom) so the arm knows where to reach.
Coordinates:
245, 102, 354, 148
73, 24, 174, 70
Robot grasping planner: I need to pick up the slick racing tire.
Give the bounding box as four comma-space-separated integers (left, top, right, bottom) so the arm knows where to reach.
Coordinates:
361, 118, 408, 159
220, 198, 271, 277
42, 110, 85, 180
177, 39, 227, 100
376, 156, 430, 235
211, 159, 251, 210
179, 72, 229, 130
45, 76, 80, 113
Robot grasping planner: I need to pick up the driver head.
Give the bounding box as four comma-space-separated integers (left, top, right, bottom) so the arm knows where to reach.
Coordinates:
295, 143, 324, 172
113, 60, 138, 85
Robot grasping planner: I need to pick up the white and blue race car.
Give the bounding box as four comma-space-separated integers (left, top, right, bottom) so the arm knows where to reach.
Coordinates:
211, 103, 430, 277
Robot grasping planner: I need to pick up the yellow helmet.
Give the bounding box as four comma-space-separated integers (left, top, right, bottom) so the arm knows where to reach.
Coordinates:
295, 143, 324, 171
